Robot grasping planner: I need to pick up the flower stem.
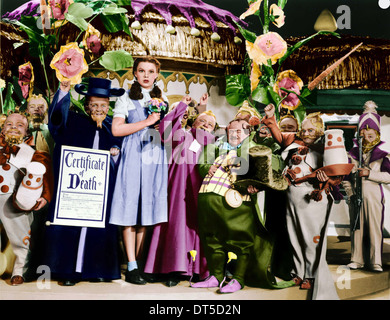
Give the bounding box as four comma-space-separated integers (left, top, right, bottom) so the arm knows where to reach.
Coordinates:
263, 0, 270, 33
39, 45, 51, 100
0, 90, 3, 114
88, 57, 100, 66
75, 0, 108, 42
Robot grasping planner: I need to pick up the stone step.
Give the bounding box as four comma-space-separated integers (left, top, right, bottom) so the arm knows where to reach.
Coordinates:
1, 237, 389, 301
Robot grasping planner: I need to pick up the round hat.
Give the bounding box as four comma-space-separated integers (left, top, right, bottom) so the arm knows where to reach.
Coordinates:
75, 77, 125, 98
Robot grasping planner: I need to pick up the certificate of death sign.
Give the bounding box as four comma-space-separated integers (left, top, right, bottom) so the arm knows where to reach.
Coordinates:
53, 145, 110, 228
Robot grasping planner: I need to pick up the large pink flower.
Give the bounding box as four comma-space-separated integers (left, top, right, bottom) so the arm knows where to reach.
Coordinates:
254, 32, 287, 64
49, 0, 72, 20
247, 32, 287, 66
18, 62, 34, 99
273, 70, 303, 110
50, 42, 88, 85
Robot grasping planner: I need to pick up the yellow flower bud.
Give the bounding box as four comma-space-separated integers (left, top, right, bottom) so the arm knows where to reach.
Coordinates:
190, 250, 197, 262
227, 252, 237, 263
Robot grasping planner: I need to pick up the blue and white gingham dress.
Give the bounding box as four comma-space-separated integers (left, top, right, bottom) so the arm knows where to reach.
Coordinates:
109, 89, 168, 226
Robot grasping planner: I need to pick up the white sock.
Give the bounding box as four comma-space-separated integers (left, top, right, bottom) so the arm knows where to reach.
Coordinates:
127, 261, 138, 271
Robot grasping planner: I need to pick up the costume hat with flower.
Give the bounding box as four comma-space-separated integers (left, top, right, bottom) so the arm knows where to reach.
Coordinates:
233, 144, 289, 194
75, 78, 125, 98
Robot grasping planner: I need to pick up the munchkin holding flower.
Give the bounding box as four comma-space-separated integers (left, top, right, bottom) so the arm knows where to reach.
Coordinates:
43, 76, 125, 286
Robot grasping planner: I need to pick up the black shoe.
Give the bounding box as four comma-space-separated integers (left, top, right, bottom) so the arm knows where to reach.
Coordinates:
142, 273, 161, 283
164, 278, 180, 287
125, 269, 147, 285
60, 279, 77, 286
89, 278, 112, 283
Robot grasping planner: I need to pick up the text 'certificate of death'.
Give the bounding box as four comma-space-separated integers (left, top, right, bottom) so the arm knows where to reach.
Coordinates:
53, 145, 110, 228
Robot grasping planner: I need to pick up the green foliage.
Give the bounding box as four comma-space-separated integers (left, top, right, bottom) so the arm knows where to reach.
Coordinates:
5, 0, 133, 104
99, 50, 134, 71
65, 2, 94, 31
225, 74, 251, 107
227, 1, 340, 121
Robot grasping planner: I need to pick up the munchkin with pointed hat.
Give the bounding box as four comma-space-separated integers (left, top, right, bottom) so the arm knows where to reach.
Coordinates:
342, 100, 390, 273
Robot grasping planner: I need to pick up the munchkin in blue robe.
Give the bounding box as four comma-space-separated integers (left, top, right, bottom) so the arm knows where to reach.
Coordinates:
42, 78, 124, 284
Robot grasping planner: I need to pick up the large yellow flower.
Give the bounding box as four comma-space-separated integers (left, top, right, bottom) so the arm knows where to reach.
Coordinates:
247, 32, 287, 66
240, 0, 263, 20
246, 40, 267, 66
273, 70, 304, 110
50, 42, 88, 85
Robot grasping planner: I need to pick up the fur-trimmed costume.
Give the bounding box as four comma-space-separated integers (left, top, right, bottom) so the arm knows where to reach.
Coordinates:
0, 135, 52, 279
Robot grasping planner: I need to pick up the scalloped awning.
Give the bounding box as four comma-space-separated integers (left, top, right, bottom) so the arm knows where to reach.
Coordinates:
2, 0, 247, 74
130, 0, 246, 35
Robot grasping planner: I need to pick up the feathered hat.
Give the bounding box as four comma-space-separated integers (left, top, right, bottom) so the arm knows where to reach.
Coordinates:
358, 100, 381, 133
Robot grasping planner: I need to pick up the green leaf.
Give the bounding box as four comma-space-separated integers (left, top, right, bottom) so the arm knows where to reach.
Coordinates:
68, 2, 94, 18
19, 16, 42, 34
99, 50, 134, 71
3, 83, 17, 115
234, 21, 257, 43
117, 0, 132, 5
252, 85, 280, 107
12, 20, 55, 58
225, 74, 251, 107
100, 12, 131, 35
277, 0, 288, 9
30, 35, 56, 58
252, 86, 269, 105
293, 104, 306, 125
70, 95, 88, 116
261, 63, 275, 79
65, 2, 94, 31
102, 3, 128, 15
13, 19, 45, 44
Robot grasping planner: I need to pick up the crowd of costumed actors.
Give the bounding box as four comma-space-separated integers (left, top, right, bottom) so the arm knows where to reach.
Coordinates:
0, 55, 389, 301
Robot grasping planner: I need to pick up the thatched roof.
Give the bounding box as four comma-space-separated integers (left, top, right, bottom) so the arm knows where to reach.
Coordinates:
57, 3, 246, 75
282, 34, 390, 91
2, 0, 246, 76
0, 21, 29, 79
